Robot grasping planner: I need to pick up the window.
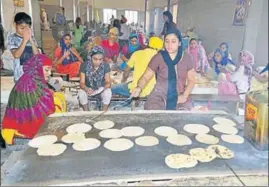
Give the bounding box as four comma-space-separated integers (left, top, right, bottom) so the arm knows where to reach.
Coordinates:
103, 9, 117, 24
125, 10, 138, 24
172, 4, 178, 23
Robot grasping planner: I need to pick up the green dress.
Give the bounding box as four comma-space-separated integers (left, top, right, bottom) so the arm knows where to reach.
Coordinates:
73, 25, 84, 49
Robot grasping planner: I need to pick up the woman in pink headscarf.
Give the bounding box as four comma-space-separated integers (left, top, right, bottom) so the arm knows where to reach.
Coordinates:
231, 50, 255, 101
187, 38, 209, 74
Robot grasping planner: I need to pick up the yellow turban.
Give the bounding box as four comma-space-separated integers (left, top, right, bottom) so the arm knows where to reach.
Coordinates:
108, 27, 119, 35
148, 37, 163, 50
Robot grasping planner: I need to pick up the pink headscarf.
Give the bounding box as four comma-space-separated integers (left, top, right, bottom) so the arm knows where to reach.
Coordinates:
239, 50, 255, 88
188, 44, 208, 72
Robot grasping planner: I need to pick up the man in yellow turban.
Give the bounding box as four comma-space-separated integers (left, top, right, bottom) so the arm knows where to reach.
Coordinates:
111, 36, 164, 97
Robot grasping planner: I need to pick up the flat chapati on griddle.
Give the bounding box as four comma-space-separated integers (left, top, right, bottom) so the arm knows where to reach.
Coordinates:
195, 134, 219, 145
166, 134, 192, 146
104, 138, 134, 151
183, 124, 210, 134
99, 129, 123, 139
72, 138, 101, 151
213, 117, 236, 126
93, 120, 115, 130
189, 148, 217, 163
66, 123, 92, 134
121, 126, 145, 137
61, 133, 86, 144
135, 136, 159, 147
221, 135, 244, 144
28, 135, 58, 148
37, 143, 67, 156
212, 124, 238, 135
207, 145, 234, 159
154, 126, 178, 137
165, 153, 198, 169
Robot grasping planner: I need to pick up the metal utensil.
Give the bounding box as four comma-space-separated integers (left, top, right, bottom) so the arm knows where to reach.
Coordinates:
86, 97, 133, 122
215, 148, 245, 186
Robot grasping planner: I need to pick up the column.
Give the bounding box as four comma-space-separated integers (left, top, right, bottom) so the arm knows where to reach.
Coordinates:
73, 0, 76, 21
167, 0, 171, 12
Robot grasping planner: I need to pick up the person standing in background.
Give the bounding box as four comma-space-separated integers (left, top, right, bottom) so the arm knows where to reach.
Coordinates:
160, 11, 177, 38
7, 12, 39, 82
54, 7, 66, 26
73, 17, 84, 49
0, 22, 5, 70
119, 15, 129, 49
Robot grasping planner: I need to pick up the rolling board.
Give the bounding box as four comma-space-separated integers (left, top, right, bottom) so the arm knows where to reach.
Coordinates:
2, 111, 268, 186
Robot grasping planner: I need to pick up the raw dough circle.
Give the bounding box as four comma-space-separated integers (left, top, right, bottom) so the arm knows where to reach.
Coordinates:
154, 126, 178, 137
104, 138, 134, 151
213, 124, 238, 135
213, 117, 236, 126
61, 133, 86, 144
207, 145, 234, 159
165, 154, 198, 169
66, 123, 92, 134
37, 143, 67, 156
221, 135, 244, 144
189, 148, 217, 163
121, 126, 145, 137
195, 134, 219, 145
28, 135, 58, 148
72, 138, 101, 151
166, 134, 192, 146
99, 129, 123, 139
135, 136, 159, 147
183, 124, 210, 134
94, 120, 115, 130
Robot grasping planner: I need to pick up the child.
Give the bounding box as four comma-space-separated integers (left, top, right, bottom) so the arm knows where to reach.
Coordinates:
7, 12, 39, 82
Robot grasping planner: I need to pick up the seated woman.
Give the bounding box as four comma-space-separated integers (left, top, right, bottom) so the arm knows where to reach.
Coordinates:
131, 28, 196, 110
54, 34, 83, 78
1, 54, 55, 145
208, 42, 233, 66
120, 33, 142, 70
187, 38, 209, 74
80, 36, 102, 62
78, 46, 112, 111
250, 64, 268, 91
231, 50, 255, 101
212, 48, 235, 76
101, 27, 120, 66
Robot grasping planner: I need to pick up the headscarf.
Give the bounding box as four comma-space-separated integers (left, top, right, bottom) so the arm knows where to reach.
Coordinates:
239, 50, 255, 90
5, 54, 55, 123
85, 46, 106, 90
219, 42, 230, 60
60, 34, 78, 65
260, 64, 268, 74
148, 36, 163, 50
213, 48, 234, 75
161, 27, 183, 110
128, 33, 140, 54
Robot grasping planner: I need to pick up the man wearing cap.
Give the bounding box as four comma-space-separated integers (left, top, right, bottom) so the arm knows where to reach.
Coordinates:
111, 36, 164, 98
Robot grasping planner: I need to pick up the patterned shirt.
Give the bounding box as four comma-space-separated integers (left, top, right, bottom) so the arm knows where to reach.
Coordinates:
7, 33, 37, 82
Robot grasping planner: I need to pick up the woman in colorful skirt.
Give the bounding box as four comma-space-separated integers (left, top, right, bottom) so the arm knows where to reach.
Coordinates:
1, 54, 55, 145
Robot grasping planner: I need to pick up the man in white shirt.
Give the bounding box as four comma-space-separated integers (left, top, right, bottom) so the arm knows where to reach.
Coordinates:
119, 15, 130, 49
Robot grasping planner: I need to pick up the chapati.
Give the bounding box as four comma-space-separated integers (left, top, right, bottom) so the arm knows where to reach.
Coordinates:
94, 120, 115, 130
135, 136, 159, 147
213, 124, 238, 135
66, 123, 92, 134
189, 148, 217, 163
99, 129, 123, 139
195, 134, 219, 145
37, 143, 67, 156
121, 126, 145, 137
166, 134, 192, 146
183, 124, 210, 134
207, 145, 234, 159
28, 135, 58, 148
221, 135, 244, 144
104, 138, 134, 151
165, 154, 198, 169
154, 126, 178, 137
72, 138, 101, 151
61, 133, 86, 144
213, 117, 236, 126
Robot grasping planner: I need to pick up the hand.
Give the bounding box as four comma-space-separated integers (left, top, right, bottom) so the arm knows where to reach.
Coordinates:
87, 88, 94, 95
63, 50, 70, 58
28, 28, 34, 42
22, 28, 31, 41
131, 87, 142, 98
70, 48, 78, 55
177, 95, 187, 104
